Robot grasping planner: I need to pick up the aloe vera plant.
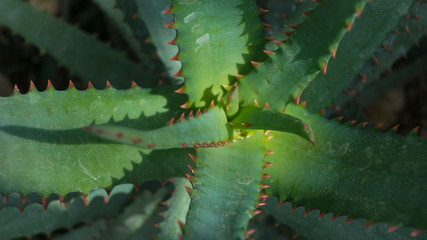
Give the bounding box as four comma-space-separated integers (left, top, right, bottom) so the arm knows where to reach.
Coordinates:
0, 0, 427, 239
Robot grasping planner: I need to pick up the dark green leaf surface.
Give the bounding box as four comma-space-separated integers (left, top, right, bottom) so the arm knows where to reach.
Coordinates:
262, 197, 427, 240
135, 0, 182, 83
0, 87, 191, 195
185, 131, 266, 240
239, 0, 368, 111
85, 107, 232, 150
0, 184, 134, 240
231, 107, 314, 144
158, 178, 192, 240
264, 104, 427, 229
0, 0, 160, 88
301, 0, 414, 112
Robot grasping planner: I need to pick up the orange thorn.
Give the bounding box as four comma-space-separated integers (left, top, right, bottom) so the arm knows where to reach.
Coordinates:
179, 112, 185, 122
411, 229, 423, 237
173, 68, 182, 77
258, 7, 269, 14
322, 61, 328, 75
258, 194, 270, 201
260, 184, 270, 190
387, 225, 400, 232
256, 202, 267, 208
350, 120, 357, 125
196, 109, 201, 116
361, 122, 368, 128
393, 124, 400, 132
188, 153, 196, 163
320, 109, 326, 116
210, 100, 215, 108
347, 22, 353, 32
254, 99, 259, 107
246, 229, 256, 238
180, 102, 189, 109
47, 80, 53, 89
331, 49, 337, 59
163, 6, 172, 14
251, 61, 261, 67
262, 173, 270, 179
345, 217, 355, 224
164, 20, 175, 29
263, 50, 274, 56
235, 73, 243, 79
364, 221, 374, 228
355, 8, 363, 18
252, 210, 263, 216
300, 101, 307, 108
295, 94, 301, 105
187, 164, 194, 174
319, 212, 326, 220
266, 150, 274, 156
304, 209, 312, 217
264, 102, 270, 110
262, 162, 273, 168
167, 117, 175, 126
292, 206, 297, 214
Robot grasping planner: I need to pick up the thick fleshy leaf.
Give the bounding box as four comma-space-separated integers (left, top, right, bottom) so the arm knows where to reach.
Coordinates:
173, 0, 266, 107
301, 0, 415, 112
230, 107, 314, 144
185, 131, 266, 240
85, 107, 233, 150
97, 187, 169, 239
262, 197, 427, 240
0, 0, 160, 88
0, 184, 134, 240
0, 87, 192, 195
264, 104, 427, 229
135, 0, 182, 83
238, 0, 368, 110
158, 178, 191, 240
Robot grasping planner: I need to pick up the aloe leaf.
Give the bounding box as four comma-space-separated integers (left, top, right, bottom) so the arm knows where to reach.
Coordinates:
98, 187, 169, 239
0, 87, 192, 195
173, 0, 265, 107
230, 107, 314, 145
0, 0, 160, 89
262, 197, 427, 240
85, 107, 232, 150
264, 104, 427, 229
158, 178, 191, 240
185, 131, 266, 240
135, 0, 182, 83
300, 0, 415, 112
54, 220, 108, 240
238, 0, 368, 111
0, 184, 134, 240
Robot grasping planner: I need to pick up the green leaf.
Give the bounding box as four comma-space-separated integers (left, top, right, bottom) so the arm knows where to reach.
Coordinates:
173, 0, 265, 107
0, 87, 192, 195
85, 107, 233, 150
230, 107, 314, 145
185, 131, 266, 240
264, 104, 427, 229
0, 184, 134, 240
238, 0, 368, 111
262, 196, 427, 240
158, 178, 192, 240
300, 0, 415, 112
0, 0, 160, 89
135, 0, 182, 83
98, 187, 169, 239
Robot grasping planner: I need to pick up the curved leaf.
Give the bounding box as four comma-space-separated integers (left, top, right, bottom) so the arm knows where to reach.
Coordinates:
230, 107, 314, 144
85, 107, 233, 150
262, 196, 427, 240
301, 0, 414, 112
264, 104, 427, 229
238, 0, 368, 111
0, 184, 134, 240
0, 0, 160, 89
185, 131, 266, 240
0, 87, 192, 195
173, 0, 266, 107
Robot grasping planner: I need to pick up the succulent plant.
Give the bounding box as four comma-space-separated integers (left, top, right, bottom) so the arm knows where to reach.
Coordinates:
0, 0, 427, 239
